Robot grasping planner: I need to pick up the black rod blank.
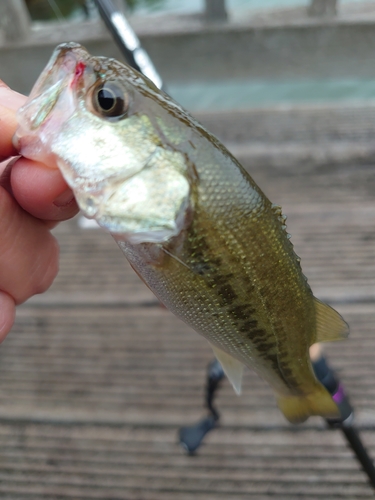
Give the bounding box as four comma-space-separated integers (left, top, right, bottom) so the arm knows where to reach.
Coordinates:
93, 0, 164, 90
341, 426, 375, 490
179, 355, 375, 491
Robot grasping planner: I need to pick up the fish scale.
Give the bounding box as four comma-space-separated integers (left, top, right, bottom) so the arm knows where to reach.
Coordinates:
120, 174, 325, 400
14, 42, 349, 423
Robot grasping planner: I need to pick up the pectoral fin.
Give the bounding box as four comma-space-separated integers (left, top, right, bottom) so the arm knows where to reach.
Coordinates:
313, 297, 349, 344
210, 344, 244, 395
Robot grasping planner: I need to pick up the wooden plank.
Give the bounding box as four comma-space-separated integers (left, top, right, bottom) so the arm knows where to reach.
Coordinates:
0, 424, 373, 498
2, 138, 375, 496
3, 301, 375, 427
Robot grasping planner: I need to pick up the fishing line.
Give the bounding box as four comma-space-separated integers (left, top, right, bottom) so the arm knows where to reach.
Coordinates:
46, 0, 64, 20
161, 247, 191, 271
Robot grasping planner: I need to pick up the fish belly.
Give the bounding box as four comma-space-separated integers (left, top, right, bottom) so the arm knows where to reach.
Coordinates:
115, 146, 343, 423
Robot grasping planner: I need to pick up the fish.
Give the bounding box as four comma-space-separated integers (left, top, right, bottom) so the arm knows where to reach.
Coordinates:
14, 42, 349, 423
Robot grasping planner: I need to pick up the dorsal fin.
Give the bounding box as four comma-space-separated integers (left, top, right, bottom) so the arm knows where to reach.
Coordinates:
272, 204, 287, 224
210, 344, 244, 395
313, 297, 349, 344
271, 204, 282, 216
272, 204, 304, 269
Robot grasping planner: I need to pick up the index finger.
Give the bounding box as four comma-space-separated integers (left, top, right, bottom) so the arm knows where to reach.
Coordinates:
11, 157, 79, 222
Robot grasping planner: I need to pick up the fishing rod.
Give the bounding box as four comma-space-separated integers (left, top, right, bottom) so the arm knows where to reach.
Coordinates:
179, 356, 375, 490
315, 356, 375, 490
92, 0, 375, 489
92, 0, 165, 91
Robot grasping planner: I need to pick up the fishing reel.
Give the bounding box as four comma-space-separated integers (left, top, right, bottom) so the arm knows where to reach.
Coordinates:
178, 355, 354, 454
178, 355, 375, 492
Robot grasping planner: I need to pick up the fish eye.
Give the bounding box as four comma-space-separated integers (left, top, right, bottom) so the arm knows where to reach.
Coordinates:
92, 81, 128, 119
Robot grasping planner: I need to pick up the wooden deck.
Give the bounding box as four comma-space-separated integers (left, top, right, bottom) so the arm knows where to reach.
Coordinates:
2, 108, 375, 499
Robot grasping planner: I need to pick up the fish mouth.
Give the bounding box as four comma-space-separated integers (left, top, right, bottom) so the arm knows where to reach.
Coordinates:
13, 43, 92, 164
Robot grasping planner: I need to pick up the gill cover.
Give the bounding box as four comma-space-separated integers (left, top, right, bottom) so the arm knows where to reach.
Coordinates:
16, 43, 192, 244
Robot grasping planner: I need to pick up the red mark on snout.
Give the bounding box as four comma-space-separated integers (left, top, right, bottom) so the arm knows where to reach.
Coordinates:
70, 61, 86, 88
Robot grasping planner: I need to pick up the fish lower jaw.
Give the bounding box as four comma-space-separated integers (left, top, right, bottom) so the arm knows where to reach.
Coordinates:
13, 131, 57, 170
102, 197, 190, 244
13, 129, 36, 158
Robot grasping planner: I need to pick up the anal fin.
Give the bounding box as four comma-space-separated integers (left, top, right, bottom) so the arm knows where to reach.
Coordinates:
210, 344, 244, 395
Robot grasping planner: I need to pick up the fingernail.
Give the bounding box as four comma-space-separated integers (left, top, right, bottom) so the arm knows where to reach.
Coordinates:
53, 188, 75, 207
0, 83, 26, 111
0, 157, 18, 192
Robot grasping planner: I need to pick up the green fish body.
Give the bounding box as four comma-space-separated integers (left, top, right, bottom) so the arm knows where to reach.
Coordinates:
14, 43, 349, 423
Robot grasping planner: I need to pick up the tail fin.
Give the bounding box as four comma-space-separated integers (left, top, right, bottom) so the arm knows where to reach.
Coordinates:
277, 383, 340, 424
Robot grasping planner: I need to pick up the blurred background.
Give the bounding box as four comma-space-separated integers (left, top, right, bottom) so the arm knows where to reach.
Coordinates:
2, 0, 375, 107
1, 1, 375, 499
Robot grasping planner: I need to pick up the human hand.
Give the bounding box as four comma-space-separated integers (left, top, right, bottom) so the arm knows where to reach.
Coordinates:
0, 81, 79, 341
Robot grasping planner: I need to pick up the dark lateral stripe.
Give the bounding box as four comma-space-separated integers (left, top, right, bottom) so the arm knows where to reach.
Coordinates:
218, 284, 238, 305
239, 321, 259, 332
229, 305, 256, 319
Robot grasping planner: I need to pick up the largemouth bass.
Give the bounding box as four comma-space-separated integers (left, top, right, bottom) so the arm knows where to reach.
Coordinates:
14, 43, 349, 423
